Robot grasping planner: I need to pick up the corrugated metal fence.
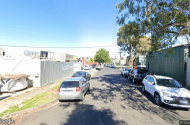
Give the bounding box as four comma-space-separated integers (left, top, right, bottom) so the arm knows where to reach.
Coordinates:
147, 46, 185, 85
40, 61, 73, 86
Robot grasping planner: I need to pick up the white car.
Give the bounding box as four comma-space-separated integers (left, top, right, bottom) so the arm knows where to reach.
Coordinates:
121, 67, 129, 75
82, 65, 90, 70
142, 75, 190, 109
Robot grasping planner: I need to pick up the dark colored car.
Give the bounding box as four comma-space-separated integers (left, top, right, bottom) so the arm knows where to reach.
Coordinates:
128, 67, 148, 84
72, 71, 91, 81
123, 68, 132, 77
110, 64, 115, 68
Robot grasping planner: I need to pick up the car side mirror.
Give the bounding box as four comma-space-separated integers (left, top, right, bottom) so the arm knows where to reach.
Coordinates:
152, 82, 155, 85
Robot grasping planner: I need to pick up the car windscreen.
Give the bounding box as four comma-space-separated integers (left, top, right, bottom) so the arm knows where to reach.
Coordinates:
156, 79, 182, 88
60, 81, 79, 88
122, 68, 128, 71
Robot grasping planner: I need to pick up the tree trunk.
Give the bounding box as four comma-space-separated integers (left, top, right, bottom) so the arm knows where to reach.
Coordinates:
130, 45, 134, 68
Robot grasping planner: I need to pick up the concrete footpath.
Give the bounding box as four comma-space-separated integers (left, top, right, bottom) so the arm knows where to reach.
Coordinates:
0, 69, 98, 114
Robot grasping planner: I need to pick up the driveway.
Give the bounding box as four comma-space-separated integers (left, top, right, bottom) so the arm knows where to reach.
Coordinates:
19, 67, 190, 125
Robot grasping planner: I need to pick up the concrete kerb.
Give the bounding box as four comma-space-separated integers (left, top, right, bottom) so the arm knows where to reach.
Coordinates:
1, 69, 98, 118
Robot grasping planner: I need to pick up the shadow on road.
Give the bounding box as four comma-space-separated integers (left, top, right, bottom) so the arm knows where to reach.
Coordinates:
90, 73, 186, 124
60, 104, 127, 125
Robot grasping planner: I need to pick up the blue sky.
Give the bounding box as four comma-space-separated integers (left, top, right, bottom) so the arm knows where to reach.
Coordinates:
0, 0, 122, 48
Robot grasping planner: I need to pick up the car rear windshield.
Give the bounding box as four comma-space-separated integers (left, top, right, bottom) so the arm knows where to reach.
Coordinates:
156, 79, 182, 88
60, 81, 79, 88
73, 72, 85, 76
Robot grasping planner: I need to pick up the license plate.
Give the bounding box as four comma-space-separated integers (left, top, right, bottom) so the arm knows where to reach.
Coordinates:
63, 90, 73, 92
179, 100, 188, 104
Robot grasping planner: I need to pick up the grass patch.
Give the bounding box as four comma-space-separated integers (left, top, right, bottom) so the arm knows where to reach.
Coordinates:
52, 83, 61, 90
0, 87, 58, 117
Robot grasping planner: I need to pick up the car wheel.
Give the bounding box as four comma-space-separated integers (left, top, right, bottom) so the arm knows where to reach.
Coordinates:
184, 108, 189, 111
88, 86, 90, 94
154, 93, 162, 105
142, 84, 145, 93
81, 93, 85, 101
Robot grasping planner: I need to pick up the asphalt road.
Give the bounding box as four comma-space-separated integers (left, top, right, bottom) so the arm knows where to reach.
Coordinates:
19, 67, 190, 125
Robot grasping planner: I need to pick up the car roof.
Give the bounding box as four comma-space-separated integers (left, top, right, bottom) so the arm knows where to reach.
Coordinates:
147, 75, 172, 79
65, 77, 83, 81
75, 71, 88, 73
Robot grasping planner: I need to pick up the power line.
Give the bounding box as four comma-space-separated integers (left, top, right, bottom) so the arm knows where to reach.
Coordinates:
0, 44, 118, 48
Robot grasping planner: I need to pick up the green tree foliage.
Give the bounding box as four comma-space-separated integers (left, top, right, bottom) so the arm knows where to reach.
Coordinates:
94, 48, 111, 63
86, 58, 94, 63
117, 21, 151, 67
116, 0, 190, 49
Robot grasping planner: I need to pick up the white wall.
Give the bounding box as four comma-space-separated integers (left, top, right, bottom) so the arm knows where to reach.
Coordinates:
0, 59, 40, 75
0, 59, 41, 87
73, 62, 81, 71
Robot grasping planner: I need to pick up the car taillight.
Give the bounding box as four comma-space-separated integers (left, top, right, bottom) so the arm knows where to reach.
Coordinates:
76, 87, 81, 92
57, 87, 60, 92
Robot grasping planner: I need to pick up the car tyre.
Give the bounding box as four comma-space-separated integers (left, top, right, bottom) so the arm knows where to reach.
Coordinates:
154, 93, 162, 106
185, 108, 189, 111
88, 87, 91, 94
132, 78, 136, 84
142, 84, 145, 93
81, 93, 85, 101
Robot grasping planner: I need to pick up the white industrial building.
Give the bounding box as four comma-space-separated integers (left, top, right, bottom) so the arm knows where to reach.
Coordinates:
0, 47, 76, 92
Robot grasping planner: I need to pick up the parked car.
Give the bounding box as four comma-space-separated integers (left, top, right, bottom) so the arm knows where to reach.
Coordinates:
110, 64, 115, 68
142, 75, 190, 109
123, 68, 132, 77
106, 64, 111, 67
100, 65, 104, 69
72, 71, 91, 81
96, 65, 102, 70
128, 66, 148, 84
121, 67, 128, 75
57, 77, 90, 101
82, 65, 90, 70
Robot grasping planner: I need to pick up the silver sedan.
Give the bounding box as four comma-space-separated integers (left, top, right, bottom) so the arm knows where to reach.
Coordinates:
57, 77, 90, 101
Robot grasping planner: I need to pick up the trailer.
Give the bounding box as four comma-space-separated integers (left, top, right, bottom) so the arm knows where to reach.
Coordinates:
0, 75, 29, 92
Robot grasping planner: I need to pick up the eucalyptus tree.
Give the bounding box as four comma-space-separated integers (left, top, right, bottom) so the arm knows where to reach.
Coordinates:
116, 0, 190, 50
117, 21, 151, 67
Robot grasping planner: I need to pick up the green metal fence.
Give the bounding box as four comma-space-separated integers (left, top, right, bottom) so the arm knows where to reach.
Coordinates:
147, 46, 185, 85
